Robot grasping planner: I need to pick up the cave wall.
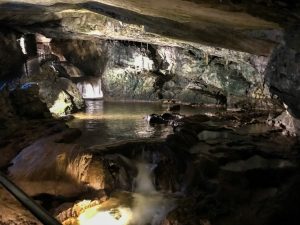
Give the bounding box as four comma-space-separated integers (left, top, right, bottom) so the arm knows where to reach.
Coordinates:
264, 25, 300, 135
0, 32, 85, 117
51, 39, 109, 76
51, 38, 273, 107
0, 30, 25, 82
265, 26, 300, 118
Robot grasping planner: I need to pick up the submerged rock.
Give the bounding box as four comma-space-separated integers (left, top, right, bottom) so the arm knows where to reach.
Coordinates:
146, 113, 167, 124
145, 112, 185, 126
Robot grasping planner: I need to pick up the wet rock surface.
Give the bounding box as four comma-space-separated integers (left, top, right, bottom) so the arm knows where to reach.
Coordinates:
19, 62, 85, 117
49, 39, 278, 109
0, 1, 299, 224
162, 113, 300, 225
2, 109, 299, 225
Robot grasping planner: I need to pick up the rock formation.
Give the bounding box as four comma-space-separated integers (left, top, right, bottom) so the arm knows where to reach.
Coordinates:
0, 0, 300, 224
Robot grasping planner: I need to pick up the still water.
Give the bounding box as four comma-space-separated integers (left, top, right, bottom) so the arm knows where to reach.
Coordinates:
68, 100, 216, 147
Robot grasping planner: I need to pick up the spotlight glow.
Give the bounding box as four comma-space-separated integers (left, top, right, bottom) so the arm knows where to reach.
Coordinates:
78, 207, 132, 225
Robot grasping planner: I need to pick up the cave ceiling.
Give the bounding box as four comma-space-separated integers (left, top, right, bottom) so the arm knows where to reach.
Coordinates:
0, 0, 299, 56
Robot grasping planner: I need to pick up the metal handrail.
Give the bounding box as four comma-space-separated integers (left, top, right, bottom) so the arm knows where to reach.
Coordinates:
0, 172, 61, 225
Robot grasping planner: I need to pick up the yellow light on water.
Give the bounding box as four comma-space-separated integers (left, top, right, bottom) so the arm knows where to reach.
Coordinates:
78, 207, 132, 225
73, 113, 141, 120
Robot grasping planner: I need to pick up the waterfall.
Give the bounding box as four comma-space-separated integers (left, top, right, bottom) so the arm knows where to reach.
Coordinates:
77, 79, 103, 99
134, 162, 157, 194
76, 158, 175, 225
131, 161, 175, 225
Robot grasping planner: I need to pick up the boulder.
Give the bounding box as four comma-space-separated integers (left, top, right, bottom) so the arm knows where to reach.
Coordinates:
21, 63, 85, 117
267, 110, 300, 136
8, 129, 114, 196
9, 83, 51, 119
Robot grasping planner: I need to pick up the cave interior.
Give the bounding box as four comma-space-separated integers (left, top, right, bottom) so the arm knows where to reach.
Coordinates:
0, 1, 300, 225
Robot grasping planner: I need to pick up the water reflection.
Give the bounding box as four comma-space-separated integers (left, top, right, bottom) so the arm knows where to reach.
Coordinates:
68, 100, 214, 147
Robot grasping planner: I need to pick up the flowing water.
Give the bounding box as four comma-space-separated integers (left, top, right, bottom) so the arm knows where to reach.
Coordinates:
68, 100, 217, 147
67, 100, 219, 224
131, 161, 175, 225
77, 79, 104, 99
77, 160, 175, 225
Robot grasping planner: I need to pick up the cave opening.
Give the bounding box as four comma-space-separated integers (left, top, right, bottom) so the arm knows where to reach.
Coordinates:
0, 1, 300, 225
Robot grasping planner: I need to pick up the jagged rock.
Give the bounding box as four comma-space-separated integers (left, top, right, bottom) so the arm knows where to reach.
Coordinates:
265, 26, 300, 121
51, 39, 108, 76
21, 63, 85, 116
9, 84, 51, 119
0, 0, 291, 55
267, 110, 300, 136
49, 39, 273, 106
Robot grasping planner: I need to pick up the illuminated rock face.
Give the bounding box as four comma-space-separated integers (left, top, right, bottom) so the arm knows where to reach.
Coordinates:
51, 39, 274, 107
23, 64, 85, 117
0, 0, 299, 120
8, 129, 115, 195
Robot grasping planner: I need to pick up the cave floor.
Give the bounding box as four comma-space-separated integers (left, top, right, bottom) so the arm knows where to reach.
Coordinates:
1, 101, 300, 225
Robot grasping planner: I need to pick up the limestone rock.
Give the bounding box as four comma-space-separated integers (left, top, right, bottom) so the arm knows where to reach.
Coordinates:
8, 129, 114, 196
21, 63, 85, 116
9, 83, 51, 119
0, 0, 289, 55
265, 26, 300, 121
268, 110, 300, 136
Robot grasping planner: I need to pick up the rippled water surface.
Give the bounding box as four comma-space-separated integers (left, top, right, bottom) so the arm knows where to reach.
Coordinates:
68, 100, 217, 147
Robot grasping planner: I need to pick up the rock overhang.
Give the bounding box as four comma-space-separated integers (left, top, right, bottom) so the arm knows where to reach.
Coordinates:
1, 0, 299, 56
